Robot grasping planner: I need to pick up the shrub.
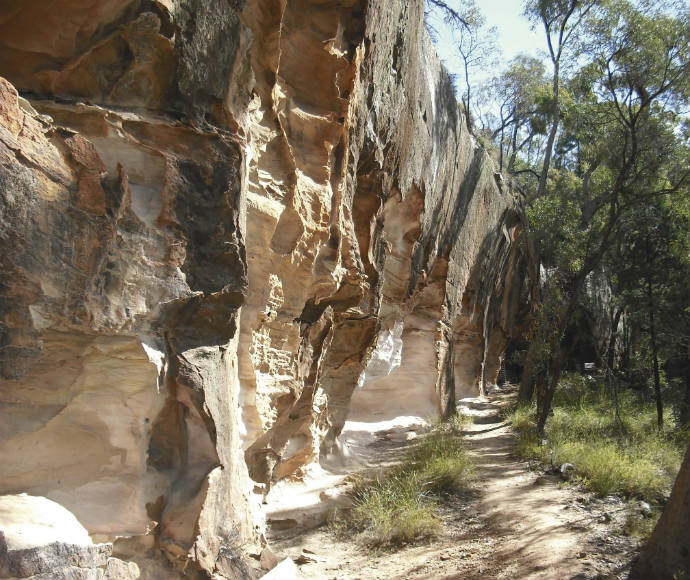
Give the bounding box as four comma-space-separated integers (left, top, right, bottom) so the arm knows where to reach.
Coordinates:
623, 510, 659, 539
344, 471, 439, 547
331, 418, 474, 548
508, 378, 688, 503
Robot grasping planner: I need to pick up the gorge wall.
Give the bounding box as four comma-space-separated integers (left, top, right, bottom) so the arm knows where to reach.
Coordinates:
0, 0, 533, 577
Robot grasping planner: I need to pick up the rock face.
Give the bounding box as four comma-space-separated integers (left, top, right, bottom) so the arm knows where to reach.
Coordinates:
0, 0, 532, 577
0, 494, 139, 580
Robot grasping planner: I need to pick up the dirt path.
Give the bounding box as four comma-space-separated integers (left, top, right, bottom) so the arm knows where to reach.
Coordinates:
269, 389, 642, 580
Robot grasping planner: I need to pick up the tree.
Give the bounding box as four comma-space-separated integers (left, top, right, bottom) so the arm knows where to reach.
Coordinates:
612, 189, 690, 428
426, 0, 473, 30
519, 0, 690, 433
486, 55, 549, 171
631, 442, 690, 579
426, 0, 499, 129
523, 0, 597, 201
454, 2, 499, 127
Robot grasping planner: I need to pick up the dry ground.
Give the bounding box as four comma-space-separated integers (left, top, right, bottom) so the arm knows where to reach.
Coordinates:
269, 388, 643, 580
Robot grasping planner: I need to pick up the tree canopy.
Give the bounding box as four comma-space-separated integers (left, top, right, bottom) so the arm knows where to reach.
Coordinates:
427, 0, 690, 432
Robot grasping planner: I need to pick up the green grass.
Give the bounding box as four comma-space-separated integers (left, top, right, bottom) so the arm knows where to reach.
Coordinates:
624, 510, 660, 539
330, 416, 474, 548
508, 373, 689, 504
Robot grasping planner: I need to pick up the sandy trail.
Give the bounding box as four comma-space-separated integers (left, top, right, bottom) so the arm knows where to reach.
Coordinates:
457, 392, 618, 579
269, 388, 640, 580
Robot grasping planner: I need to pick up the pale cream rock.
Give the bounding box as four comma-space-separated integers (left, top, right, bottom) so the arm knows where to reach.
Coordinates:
0, 0, 534, 577
0, 494, 92, 551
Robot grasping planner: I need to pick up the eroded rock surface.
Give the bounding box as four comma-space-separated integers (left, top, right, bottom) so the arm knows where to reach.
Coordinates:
0, 0, 533, 577
0, 494, 139, 580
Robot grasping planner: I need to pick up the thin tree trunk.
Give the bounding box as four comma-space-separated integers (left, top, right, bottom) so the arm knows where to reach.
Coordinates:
537, 60, 560, 200
612, 373, 625, 432
536, 339, 567, 435
518, 340, 539, 403
508, 122, 519, 172
534, 270, 592, 435
606, 307, 623, 374
463, 55, 472, 130
646, 273, 663, 429
622, 315, 633, 372
606, 307, 624, 430
682, 345, 690, 424
534, 303, 573, 436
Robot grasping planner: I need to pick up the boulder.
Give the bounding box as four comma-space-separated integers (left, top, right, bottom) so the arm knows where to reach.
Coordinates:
0, 494, 138, 579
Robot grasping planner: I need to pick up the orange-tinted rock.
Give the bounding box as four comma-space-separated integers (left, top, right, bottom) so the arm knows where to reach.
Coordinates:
0, 0, 534, 577
0, 70, 255, 577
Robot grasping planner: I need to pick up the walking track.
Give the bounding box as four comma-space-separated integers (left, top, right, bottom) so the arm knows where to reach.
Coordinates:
269, 388, 641, 580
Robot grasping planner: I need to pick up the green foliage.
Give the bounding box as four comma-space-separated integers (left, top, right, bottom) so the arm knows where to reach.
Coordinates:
509, 374, 689, 502
330, 419, 474, 548
334, 471, 440, 548
410, 424, 475, 495
515, 0, 690, 434
527, 178, 585, 273
433, 0, 690, 443
484, 55, 551, 170
623, 510, 659, 539
613, 191, 690, 394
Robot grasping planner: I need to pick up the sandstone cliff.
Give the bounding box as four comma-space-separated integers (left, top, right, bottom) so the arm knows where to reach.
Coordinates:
0, 0, 532, 577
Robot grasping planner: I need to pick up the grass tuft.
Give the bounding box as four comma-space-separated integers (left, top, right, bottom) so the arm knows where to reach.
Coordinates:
330, 415, 474, 548
623, 510, 659, 539
508, 374, 688, 503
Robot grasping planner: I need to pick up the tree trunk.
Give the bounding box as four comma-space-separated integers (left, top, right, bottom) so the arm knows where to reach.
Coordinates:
606, 307, 624, 429
606, 307, 623, 374
536, 340, 567, 435
646, 270, 663, 429
630, 442, 690, 579
537, 60, 560, 200
463, 55, 472, 131
531, 274, 586, 435
508, 122, 519, 172
518, 339, 540, 403
680, 343, 690, 425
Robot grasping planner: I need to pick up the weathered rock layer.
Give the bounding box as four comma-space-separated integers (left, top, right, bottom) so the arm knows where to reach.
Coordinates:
0, 0, 532, 577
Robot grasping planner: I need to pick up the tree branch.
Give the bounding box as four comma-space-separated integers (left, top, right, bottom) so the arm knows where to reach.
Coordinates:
426, 0, 472, 32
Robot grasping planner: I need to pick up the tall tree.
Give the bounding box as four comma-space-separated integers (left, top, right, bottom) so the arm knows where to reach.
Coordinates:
426, 0, 499, 128
613, 190, 690, 428
524, 0, 597, 201
487, 55, 549, 171
454, 2, 498, 127
519, 0, 690, 433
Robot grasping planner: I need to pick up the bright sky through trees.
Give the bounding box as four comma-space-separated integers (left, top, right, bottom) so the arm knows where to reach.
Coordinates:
475, 0, 542, 59
429, 0, 544, 85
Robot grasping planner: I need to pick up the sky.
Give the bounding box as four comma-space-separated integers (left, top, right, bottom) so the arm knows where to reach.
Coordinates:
480, 0, 544, 61
429, 0, 547, 88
